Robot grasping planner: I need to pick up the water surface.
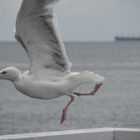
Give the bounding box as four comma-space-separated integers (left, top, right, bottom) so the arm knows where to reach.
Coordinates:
0, 41, 140, 135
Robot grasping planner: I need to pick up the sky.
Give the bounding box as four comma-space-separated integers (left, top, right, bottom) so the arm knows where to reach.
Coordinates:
0, 0, 140, 41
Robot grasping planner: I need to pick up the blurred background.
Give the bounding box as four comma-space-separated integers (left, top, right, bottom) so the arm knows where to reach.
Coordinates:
0, 0, 140, 135
0, 0, 140, 41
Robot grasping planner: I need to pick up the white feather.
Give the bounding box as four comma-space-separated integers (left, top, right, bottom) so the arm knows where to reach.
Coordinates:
15, 0, 72, 75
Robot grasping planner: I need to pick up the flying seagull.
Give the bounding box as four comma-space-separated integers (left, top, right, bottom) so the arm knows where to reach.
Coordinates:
0, 0, 105, 124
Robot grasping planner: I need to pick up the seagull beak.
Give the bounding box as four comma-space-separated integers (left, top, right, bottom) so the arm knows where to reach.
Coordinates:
93, 83, 103, 95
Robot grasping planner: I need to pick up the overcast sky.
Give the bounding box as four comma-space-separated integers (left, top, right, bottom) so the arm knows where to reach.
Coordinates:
0, 0, 140, 41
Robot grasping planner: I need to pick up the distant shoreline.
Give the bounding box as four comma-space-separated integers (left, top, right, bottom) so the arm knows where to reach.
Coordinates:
0, 41, 112, 43
115, 36, 140, 41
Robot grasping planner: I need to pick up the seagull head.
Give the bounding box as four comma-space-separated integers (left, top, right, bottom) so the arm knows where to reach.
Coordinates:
0, 67, 21, 82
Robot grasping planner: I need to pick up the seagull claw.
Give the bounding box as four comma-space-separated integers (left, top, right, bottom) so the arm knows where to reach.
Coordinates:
60, 95, 74, 124
91, 83, 103, 95
60, 109, 66, 124
73, 83, 103, 97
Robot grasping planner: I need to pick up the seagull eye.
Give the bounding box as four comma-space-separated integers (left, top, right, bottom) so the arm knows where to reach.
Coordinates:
2, 71, 7, 74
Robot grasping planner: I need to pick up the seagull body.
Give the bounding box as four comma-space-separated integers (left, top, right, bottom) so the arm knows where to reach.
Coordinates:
0, 0, 105, 123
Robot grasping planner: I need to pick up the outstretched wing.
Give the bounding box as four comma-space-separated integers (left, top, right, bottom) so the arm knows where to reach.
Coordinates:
15, 0, 72, 74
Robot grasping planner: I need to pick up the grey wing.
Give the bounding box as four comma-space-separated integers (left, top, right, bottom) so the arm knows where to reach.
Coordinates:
15, 0, 72, 74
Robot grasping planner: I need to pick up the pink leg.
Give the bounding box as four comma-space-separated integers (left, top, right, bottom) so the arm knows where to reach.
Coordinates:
74, 83, 103, 96
60, 95, 74, 124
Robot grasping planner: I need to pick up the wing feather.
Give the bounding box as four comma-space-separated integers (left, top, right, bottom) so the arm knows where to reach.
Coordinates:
15, 0, 72, 74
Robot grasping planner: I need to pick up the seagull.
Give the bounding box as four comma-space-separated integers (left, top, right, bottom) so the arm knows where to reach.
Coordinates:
0, 0, 105, 124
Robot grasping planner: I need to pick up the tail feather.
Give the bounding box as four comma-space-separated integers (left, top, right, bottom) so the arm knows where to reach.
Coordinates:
69, 71, 105, 86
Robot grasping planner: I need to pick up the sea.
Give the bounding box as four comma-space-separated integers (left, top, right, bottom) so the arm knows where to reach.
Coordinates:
0, 41, 140, 135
